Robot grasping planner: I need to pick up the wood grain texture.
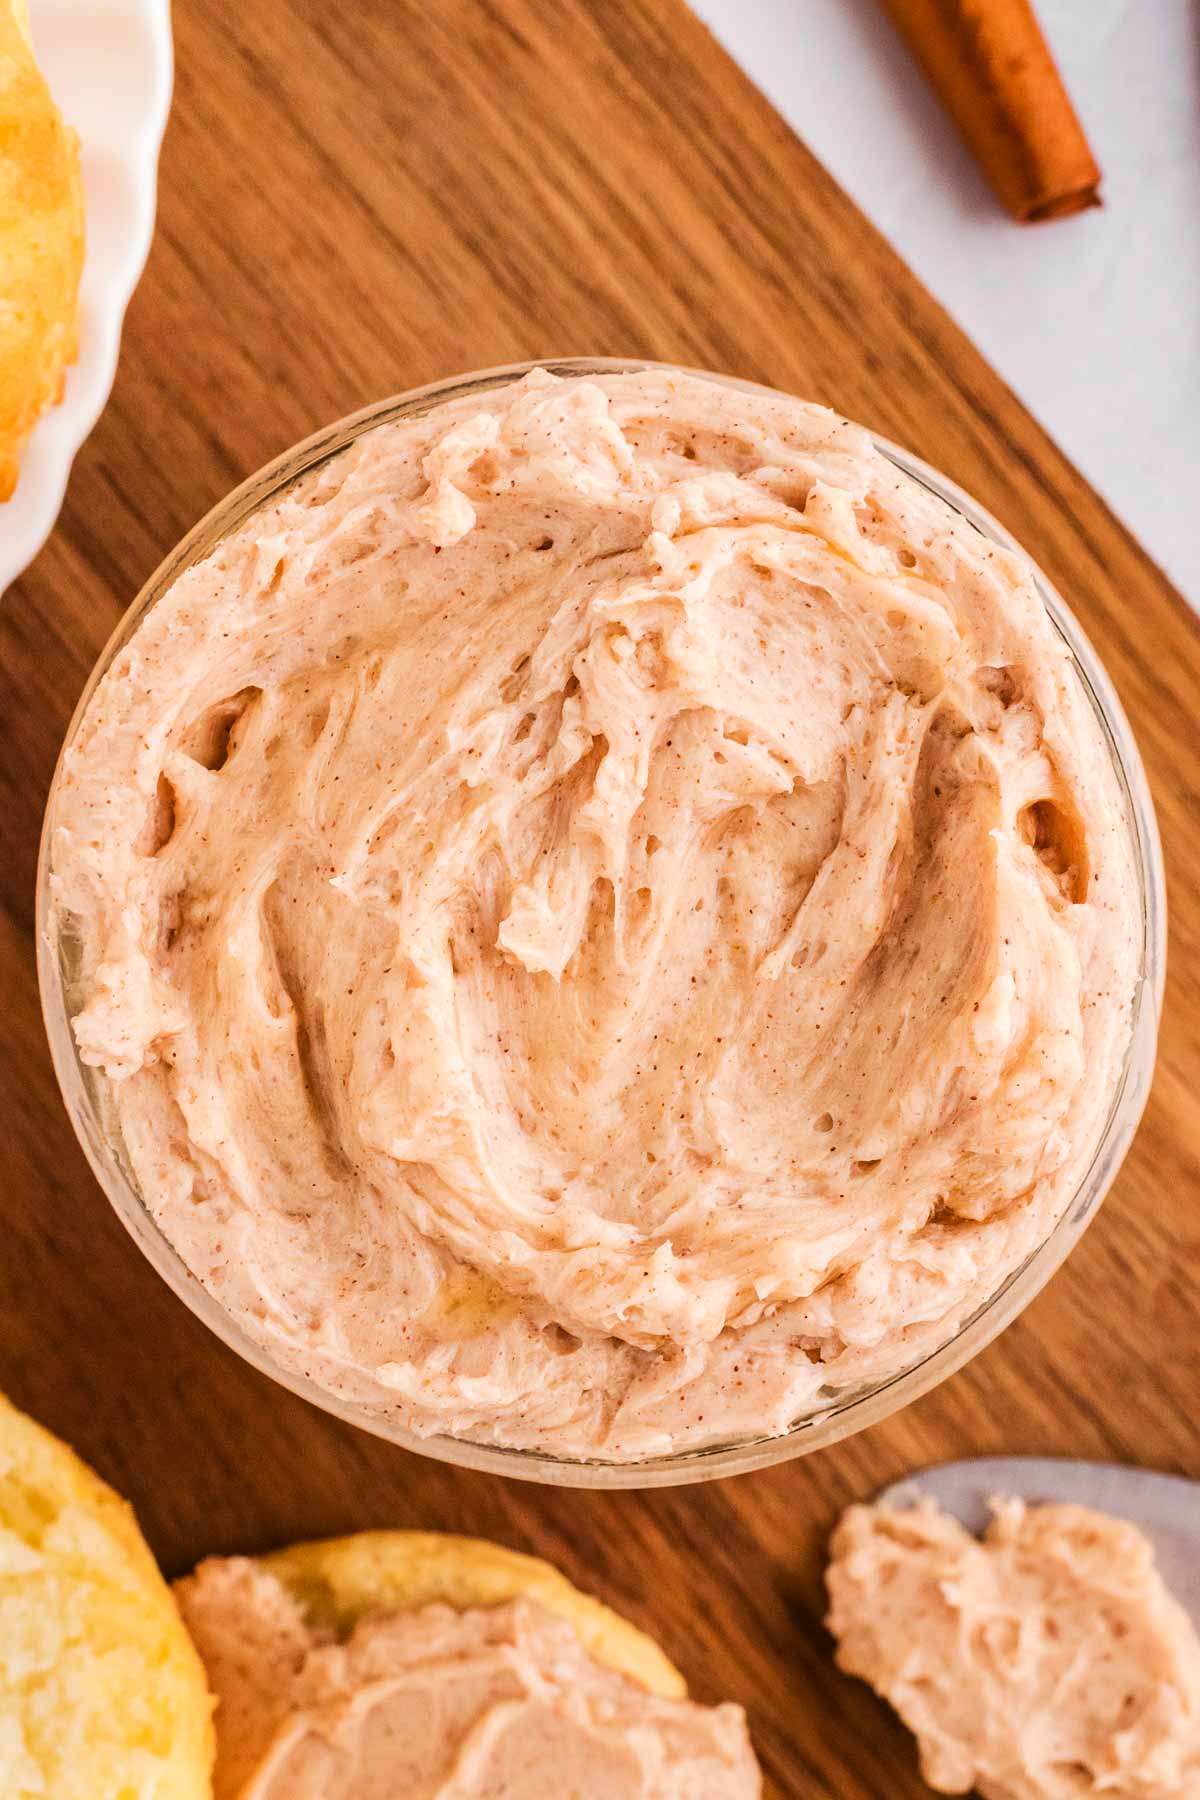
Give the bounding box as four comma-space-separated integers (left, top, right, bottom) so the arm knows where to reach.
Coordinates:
2, 2, 1198, 1795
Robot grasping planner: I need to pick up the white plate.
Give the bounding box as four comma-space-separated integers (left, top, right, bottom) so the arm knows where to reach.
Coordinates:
1, 0, 172, 594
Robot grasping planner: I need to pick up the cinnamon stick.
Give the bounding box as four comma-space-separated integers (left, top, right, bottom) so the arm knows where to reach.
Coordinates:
879, 0, 1102, 222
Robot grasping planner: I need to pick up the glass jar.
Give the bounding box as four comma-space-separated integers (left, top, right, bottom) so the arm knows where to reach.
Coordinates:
38, 360, 1166, 1488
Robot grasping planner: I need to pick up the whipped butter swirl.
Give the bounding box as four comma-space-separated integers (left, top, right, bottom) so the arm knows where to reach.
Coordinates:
52, 368, 1139, 1459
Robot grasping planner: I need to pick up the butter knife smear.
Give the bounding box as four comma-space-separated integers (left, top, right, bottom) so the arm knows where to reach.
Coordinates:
875, 1457, 1200, 1627
827, 1460, 1200, 1799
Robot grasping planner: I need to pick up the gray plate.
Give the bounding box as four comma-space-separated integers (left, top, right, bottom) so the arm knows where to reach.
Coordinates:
877, 1458, 1200, 1629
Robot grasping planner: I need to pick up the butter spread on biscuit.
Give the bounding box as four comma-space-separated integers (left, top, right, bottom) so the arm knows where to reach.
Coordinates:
177, 1556, 760, 1799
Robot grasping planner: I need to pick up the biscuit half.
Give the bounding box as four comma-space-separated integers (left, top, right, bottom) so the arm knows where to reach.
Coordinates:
0, 0, 85, 499
0, 1391, 214, 1799
259, 1528, 687, 1698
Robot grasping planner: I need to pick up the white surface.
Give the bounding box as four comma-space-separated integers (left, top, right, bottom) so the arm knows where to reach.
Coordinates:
879, 1458, 1200, 1629
0, 0, 172, 593
692, 0, 1200, 603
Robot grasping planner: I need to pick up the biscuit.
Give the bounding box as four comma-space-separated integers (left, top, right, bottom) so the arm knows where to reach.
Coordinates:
0, 0, 85, 499
0, 1391, 213, 1798
259, 1528, 687, 1697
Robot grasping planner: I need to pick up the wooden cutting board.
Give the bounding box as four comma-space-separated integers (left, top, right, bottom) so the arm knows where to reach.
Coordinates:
2, 2, 1198, 1794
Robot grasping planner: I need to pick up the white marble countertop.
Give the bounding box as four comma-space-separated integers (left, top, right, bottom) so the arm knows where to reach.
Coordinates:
693, 0, 1199, 604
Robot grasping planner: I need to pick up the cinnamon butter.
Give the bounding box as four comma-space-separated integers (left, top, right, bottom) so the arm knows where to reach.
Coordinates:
51, 368, 1140, 1460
